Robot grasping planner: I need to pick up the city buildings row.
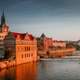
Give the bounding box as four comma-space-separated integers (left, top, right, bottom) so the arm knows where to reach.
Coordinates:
0, 12, 76, 65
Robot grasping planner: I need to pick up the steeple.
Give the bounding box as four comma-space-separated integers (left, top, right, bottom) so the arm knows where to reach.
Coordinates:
41, 33, 46, 38
1, 11, 6, 26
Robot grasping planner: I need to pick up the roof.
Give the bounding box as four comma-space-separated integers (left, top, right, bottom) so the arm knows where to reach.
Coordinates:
12, 32, 34, 40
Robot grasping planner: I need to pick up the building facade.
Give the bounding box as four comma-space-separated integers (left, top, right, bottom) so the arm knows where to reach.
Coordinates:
53, 40, 66, 48
14, 32, 37, 64
37, 33, 53, 51
0, 12, 37, 64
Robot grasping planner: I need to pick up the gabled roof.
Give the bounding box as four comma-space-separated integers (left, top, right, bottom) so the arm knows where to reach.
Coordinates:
12, 32, 34, 40
27, 34, 34, 40
12, 32, 25, 39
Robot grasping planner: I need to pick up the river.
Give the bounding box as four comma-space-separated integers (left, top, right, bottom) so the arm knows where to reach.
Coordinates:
0, 59, 80, 80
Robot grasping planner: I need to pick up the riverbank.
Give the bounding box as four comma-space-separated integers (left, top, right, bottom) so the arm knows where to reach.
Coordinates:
0, 60, 15, 70
38, 48, 76, 58
0, 49, 77, 71
0, 59, 80, 80
0, 59, 38, 71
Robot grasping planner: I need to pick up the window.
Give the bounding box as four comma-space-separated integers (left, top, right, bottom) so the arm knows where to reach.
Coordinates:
25, 54, 26, 58
22, 54, 23, 58
25, 47, 26, 51
27, 54, 28, 57
25, 47, 27, 51
29, 54, 30, 57
27, 47, 28, 51
27, 53, 30, 57
29, 47, 30, 51
31, 53, 33, 56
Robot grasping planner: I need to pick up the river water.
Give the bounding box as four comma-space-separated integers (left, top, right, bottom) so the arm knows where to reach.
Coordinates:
0, 59, 80, 80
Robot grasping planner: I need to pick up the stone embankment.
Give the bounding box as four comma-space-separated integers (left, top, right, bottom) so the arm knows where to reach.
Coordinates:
48, 48, 76, 57
38, 48, 76, 58
0, 60, 15, 70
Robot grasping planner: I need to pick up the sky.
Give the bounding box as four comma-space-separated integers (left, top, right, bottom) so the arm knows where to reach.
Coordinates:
0, 0, 80, 41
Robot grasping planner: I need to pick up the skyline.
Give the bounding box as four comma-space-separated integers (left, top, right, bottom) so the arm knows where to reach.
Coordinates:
0, 0, 80, 40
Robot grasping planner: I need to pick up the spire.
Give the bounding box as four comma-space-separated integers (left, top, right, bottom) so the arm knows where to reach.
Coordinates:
1, 11, 6, 26
41, 33, 46, 38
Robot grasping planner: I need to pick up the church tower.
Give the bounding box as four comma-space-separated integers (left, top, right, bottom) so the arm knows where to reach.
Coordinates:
1, 11, 6, 26
0, 11, 9, 33
0, 11, 10, 58
0, 11, 9, 40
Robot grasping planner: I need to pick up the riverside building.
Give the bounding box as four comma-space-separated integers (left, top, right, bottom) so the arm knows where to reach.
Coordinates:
0, 12, 37, 64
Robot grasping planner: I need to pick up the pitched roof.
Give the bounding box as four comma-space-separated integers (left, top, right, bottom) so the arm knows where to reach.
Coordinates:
28, 34, 34, 40
12, 32, 34, 40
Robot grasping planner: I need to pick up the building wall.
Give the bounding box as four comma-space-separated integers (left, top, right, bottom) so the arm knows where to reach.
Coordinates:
53, 41, 66, 48
0, 25, 9, 58
43, 37, 53, 50
4, 39, 16, 59
16, 39, 37, 65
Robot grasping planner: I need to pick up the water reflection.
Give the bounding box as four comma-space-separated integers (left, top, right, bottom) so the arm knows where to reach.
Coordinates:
0, 67, 15, 80
0, 63, 37, 80
16, 63, 37, 80
0, 59, 80, 80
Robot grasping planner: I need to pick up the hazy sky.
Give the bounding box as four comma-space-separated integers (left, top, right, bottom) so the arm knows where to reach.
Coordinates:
0, 0, 80, 40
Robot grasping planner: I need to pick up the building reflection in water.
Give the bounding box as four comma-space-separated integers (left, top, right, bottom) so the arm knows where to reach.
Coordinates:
16, 62, 37, 80
0, 62, 37, 80
0, 67, 15, 80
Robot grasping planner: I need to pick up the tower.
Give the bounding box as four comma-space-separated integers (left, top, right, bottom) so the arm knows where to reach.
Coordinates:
0, 11, 9, 33
1, 11, 6, 26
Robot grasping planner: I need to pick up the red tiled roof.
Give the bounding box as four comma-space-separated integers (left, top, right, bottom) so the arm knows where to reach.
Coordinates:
12, 32, 34, 40
28, 34, 34, 40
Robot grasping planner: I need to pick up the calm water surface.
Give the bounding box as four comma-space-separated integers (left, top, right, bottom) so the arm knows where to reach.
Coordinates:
0, 59, 80, 80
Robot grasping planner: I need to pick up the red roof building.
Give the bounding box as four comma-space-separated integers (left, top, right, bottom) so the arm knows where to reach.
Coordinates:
4, 32, 37, 64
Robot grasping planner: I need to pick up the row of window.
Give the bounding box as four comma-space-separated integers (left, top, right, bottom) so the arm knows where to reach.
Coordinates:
17, 46, 36, 51
16, 41, 36, 45
21, 53, 33, 59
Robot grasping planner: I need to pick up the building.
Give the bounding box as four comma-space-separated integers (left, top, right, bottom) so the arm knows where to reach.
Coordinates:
4, 32, 37, 64
37, 33, 53, 58
53, 40, 66, 48
37, 33, 53, 51
0, 12, 37, 65
0, 12, 9, 58
37, 34, 66, 51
